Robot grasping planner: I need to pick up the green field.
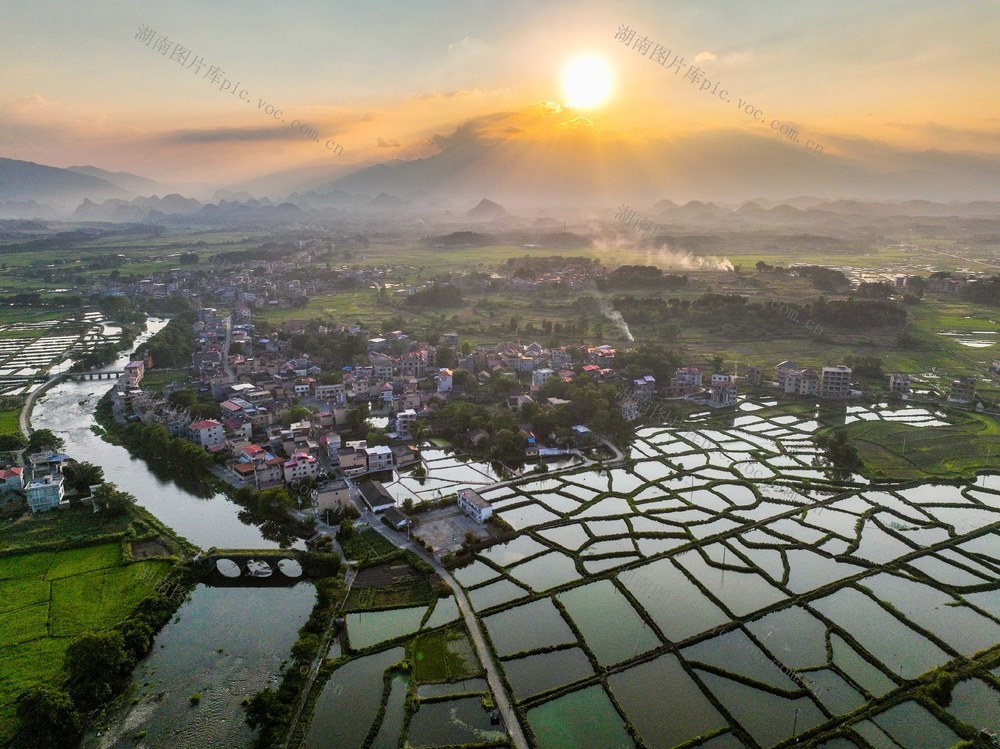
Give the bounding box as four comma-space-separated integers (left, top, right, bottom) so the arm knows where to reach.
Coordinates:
0, 543, 170, 742
844, 410, 1000, 480
0, 509, 133, 554
137, 369, 191, 395
408, 625, 482, 684
0, 409, 18, 438
341, 528, 399, 565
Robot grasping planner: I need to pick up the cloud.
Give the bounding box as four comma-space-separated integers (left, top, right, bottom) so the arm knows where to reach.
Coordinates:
883, 121, 1000, 148
162, 126, 300, 144
447, 36, 490, 58
560, 116, 594, 129
377, 137, 401, 148
694, 51, 717, 62
414, 89, 482, 101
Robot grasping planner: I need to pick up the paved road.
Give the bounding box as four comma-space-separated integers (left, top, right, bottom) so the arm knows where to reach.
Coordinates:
358, 509, 530, 749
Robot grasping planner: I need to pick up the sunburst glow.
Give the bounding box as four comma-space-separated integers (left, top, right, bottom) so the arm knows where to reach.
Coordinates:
561, 54, 613, 109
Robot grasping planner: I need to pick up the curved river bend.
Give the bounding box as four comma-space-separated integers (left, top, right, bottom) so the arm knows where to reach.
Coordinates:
31, 318, 278, 549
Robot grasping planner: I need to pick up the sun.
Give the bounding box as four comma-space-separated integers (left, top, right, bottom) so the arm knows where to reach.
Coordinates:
561, 54, 613, 109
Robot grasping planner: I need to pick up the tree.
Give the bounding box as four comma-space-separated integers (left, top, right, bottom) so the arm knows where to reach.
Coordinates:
167, 389, 198, 410
281, 405, 314, 426
492, 428, 526, 462
117, 619, 155, 665
813, 429, 863, 478
64, 631, 128, 707
336, 518, 355, 541
93, 483, 136, 516
0, 433, 26, 451
62, 462, 104, 496
435, 347, 455, 368
243, 687, 288, 733
346, 401, 370, 434
255, 488, 295, 519
460, 340, 473, 356
15, 687, 82, 749
318, 371, 343, 386
25, 429, 64, 455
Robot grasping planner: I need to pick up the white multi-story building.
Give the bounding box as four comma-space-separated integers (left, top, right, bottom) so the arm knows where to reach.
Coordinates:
632, 375, 656, 401
314, 383, 346, 405
188, 419, 226, 448
784, 368, 819, 396
531, 368, 555, 392
948, 376, 977, 403
820, 366, 852, 399
458, 488, 493, 523
621, 399, 640, 421
888, 373, 911, 394
709, 374, 738, 408
775, 360, 799, 390
395, 409, 418, 440
364, 445, 394, 473
25, 474, 64, 513
283, 452, 320, 483
437, 368, 453, 393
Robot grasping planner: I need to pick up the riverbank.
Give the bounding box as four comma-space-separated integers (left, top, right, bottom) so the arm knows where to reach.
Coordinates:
18, 373, 64, 439
0, 497, 196, 747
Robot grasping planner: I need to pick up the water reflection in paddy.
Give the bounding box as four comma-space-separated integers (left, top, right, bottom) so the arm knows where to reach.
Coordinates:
608, 654, 728, 748
304, 647, 405, 749
502, 648, 594, 700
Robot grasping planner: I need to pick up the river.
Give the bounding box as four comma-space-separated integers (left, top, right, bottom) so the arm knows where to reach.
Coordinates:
30, 317, 281, 549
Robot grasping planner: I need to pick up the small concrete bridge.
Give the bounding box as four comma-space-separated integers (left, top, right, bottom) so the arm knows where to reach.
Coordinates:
0, 369, 124, 384
62, 370, 125, 381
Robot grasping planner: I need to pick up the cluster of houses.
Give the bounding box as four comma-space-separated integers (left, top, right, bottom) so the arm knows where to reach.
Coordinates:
769, 362, 854, 399
0, 450, 71, 513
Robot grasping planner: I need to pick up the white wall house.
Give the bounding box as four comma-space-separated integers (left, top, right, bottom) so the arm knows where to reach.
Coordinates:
364, 445, 394, 473
188, 419, 226, 448
26, 474, 65, 513
458, 488, 493, 523
283, 452, 319, 483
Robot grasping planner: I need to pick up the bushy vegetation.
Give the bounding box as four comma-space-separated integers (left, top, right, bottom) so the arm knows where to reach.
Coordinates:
612, 293, 907, 338
813, 428, 864, 478
118, 422, 212, 493
405, 283, 464, 308
596, 265, 688, 290
960, 274, 1000, 306
134, 311, 196, 368
243, 576, 344, 748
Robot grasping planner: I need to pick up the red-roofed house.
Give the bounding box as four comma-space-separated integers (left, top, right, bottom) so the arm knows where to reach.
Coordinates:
0, 466, 24, 493
188, 419, 226, 448
283, 452, 319, 483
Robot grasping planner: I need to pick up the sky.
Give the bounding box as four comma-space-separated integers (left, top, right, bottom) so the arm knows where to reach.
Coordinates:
1, 0, 998, 195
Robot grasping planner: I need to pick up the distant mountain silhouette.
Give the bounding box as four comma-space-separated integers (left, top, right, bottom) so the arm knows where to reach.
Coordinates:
0, 158, 122, 207
67, 165, 164, 196
467, 198, 508, 220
